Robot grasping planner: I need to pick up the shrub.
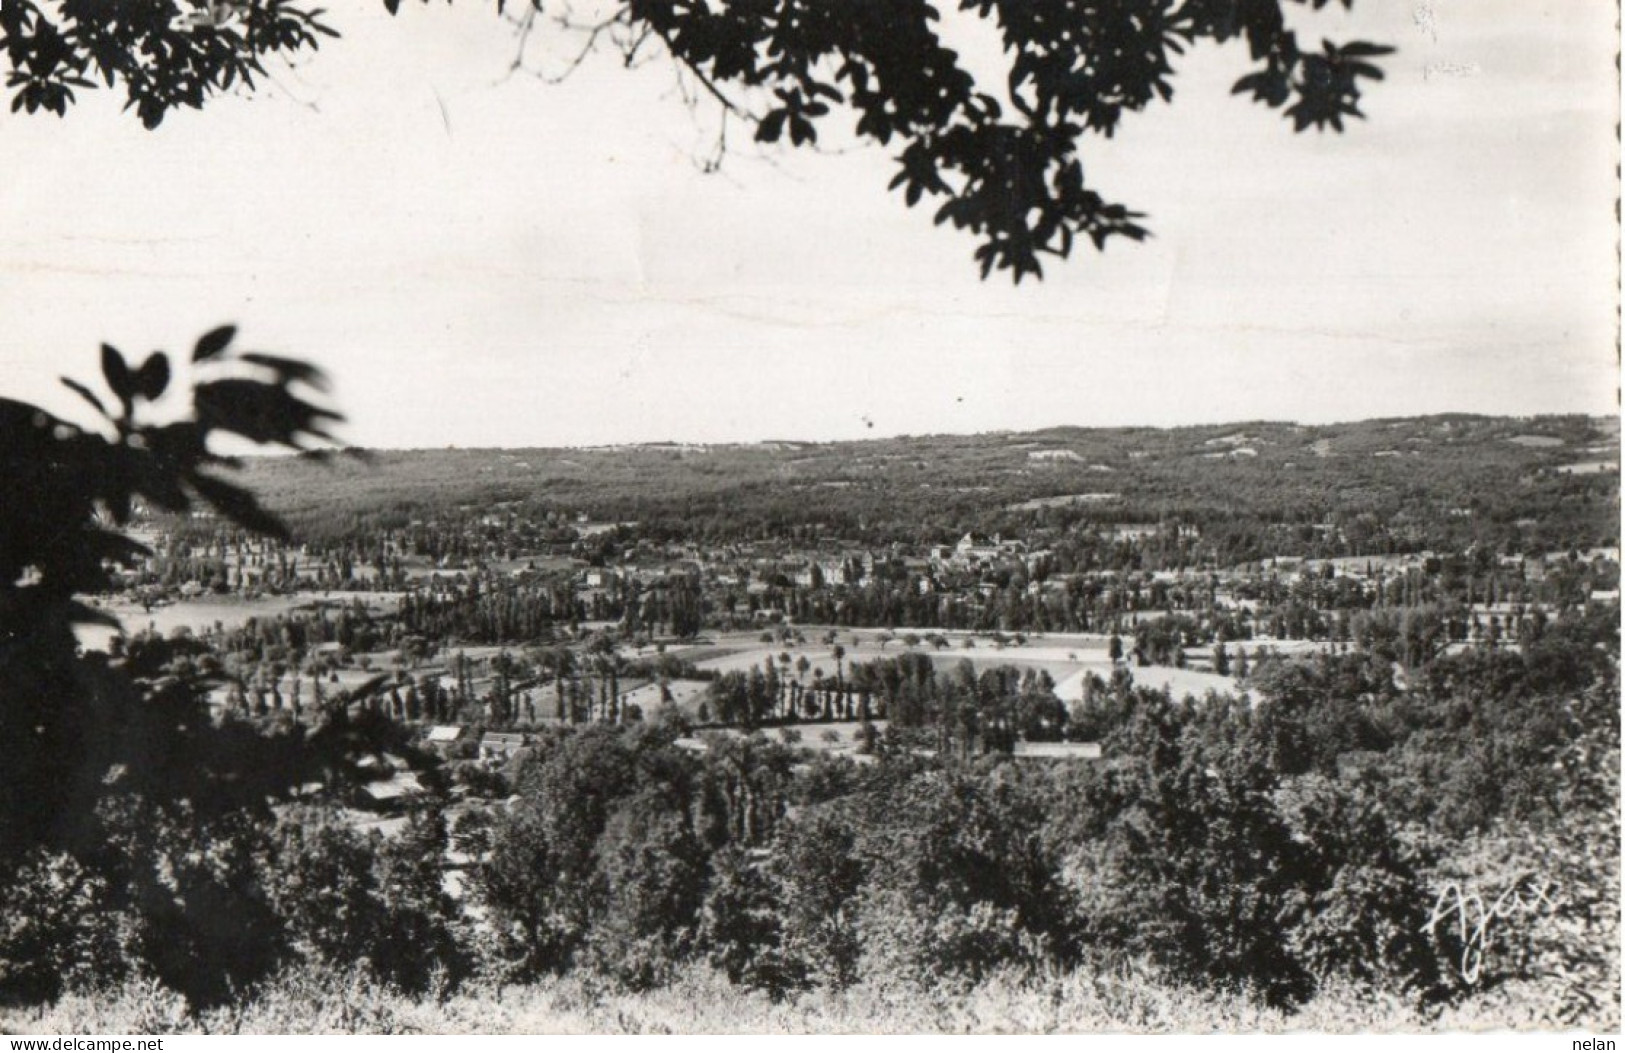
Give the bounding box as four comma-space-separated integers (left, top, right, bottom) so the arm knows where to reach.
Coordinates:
856, 889, 1046, 988
369, 806, 472, 993
265, 804, 472, 995
1422, 804, 1621, 1025
470, 803, 574, 979
769, 806, 865, 989
88, 795, 288, 1007
1059, 704, 1315, 1007
695, 847, 787, 993
263, 810, 381, 967
581, 790, 708, 989
479, 724, 700, 981
0, 851, 132, 1002
851, 769, 1073, 985
1274, 775, 1441, 997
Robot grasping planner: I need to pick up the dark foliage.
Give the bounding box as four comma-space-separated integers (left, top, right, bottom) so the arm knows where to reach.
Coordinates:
1, 2, 337, 129
0, 331, 364, 1007
7, 1, 1389, 280
0, 328, 341, 854
83, 795, 289, 1006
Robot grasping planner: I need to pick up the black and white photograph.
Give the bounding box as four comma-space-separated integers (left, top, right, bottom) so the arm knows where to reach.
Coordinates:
0, 0, 1618, 1037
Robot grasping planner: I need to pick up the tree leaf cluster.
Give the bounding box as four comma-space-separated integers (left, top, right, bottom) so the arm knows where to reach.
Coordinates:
2, 1, 338, 129
1, 330, 340, 854
7, 1, 1390, 280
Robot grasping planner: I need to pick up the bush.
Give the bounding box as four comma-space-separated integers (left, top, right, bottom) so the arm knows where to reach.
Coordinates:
479, 725, 690, 980
87, 796, 288, 1008
695, 847, 789, 993
856, 889, 1046, 988
264, 805, 471, 995
263, 810, 382, 971
369, 806, 472, 993
1422, 805, 1621, 1024
1058, 703, 1316, 1006
850, 769, 1073, 985
470, 803, 575, 979
0, 851, 132, 1002
1274, 775, 1441, 997
769, 807, 865, 990
580, 790, 708, 989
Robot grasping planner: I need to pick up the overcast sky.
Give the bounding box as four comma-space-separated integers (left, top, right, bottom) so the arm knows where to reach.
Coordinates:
1, 0, 1617, 448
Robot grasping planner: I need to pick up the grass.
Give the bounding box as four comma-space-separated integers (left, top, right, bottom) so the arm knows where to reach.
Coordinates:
5, 963, 1612, 1035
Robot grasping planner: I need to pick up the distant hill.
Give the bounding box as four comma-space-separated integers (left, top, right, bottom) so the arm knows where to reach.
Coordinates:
223, 414, 1619, 552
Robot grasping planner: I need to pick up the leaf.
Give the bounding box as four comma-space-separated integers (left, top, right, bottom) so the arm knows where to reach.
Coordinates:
64, 600, 122, 630
79, 525, 154, 566
133, 352, 171, 401
101, 344, 133, 406
60, 377, 108, 417
1340, 41, 1396, 58
194, 379, 343, 447
238, 353, 331, 392
192, 325, 237, 363
187, 471, 291, 540
755, 110, 787, 143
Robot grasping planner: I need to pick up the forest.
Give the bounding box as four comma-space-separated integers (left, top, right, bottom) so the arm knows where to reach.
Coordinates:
1, 401, 1617, 1032
220, 415, 1619, 559
1, 605, 1616, 1031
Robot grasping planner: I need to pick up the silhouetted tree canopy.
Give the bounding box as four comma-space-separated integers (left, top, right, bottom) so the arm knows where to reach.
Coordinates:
4, 0, 1391, 280
0, 327, 341, 851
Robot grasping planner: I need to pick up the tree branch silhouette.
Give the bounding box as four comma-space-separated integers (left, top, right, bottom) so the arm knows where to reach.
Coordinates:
4, 0, 1391, 282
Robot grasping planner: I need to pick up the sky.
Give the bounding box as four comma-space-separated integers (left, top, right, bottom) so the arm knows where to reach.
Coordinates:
1, 0, 1618, 448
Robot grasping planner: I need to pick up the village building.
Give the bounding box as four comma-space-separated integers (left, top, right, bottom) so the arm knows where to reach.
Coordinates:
479, 731, 531, 761
355, 771, 426, 813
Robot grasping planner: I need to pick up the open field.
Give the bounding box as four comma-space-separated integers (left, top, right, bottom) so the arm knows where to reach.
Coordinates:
675, 720, 884, 755
1005, 492, 1121, 511
620, 677, 711, 717
76, 591, 401, 652
662, 628, 1243, 705
1052, 663, 1233, 702
77, 600, 1296, 718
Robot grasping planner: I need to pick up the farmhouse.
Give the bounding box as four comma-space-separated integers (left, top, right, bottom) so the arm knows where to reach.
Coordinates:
950, 533, 1025, 567
355, 771, 425, 813
480, 731, 531, 760
424, 725, 465, 754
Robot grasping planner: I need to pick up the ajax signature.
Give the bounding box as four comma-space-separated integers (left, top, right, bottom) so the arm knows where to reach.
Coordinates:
1420, 876, 1562, 983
